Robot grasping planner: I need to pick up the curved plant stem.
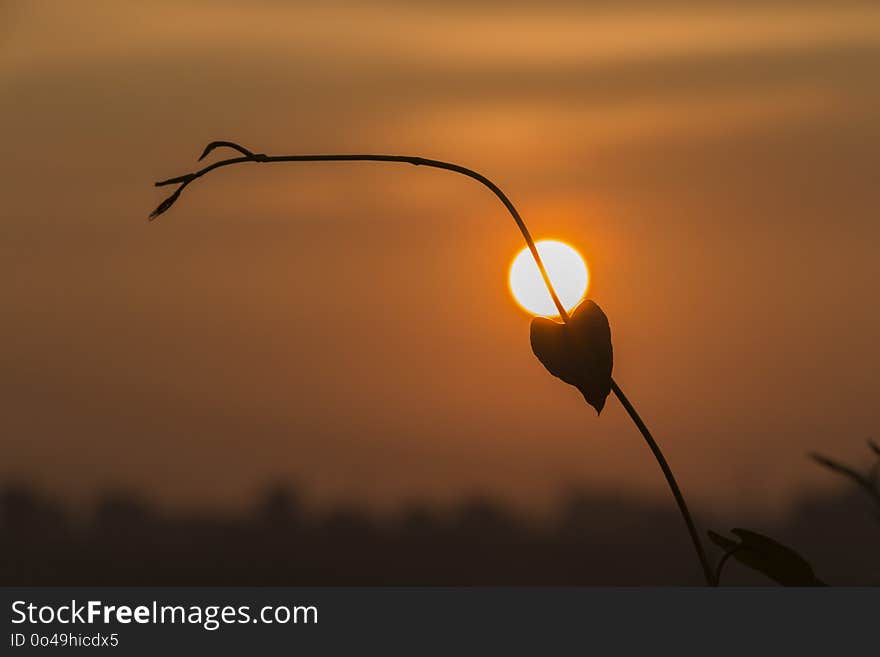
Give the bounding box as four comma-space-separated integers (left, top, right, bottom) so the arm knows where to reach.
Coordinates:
713, 546, 741, 586
152, 147, 570, 320
610, 379, 716, 586
151, 141, 715, 585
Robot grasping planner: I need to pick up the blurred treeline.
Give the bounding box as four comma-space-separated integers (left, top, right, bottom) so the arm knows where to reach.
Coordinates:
1, 480, 876, 586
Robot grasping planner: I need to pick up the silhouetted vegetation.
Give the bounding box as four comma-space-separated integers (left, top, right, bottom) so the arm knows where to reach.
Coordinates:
149, 140, 716, 585
708, 441, 880, 585
811, 440, 880, 514
146, 142, 878, 586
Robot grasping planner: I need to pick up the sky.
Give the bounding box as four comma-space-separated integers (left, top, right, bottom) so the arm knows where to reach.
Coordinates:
2, 0, 879, 519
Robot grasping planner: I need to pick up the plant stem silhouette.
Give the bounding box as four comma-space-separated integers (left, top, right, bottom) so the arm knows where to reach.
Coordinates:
151, 140, 717, 586
713, 545, 742, 585
810, 441, 880, 510
153, 144, 569, 318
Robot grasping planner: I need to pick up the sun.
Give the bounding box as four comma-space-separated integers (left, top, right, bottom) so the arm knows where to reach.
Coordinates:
509, 240, 589, 317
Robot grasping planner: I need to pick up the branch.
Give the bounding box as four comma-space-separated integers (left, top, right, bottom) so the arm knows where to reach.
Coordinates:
810, 450, 880, 508
148, 140, 569, 319
149, 139, 716, 586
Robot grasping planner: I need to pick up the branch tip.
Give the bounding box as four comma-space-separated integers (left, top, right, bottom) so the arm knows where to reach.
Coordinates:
198, 140, 254, 162
148, 187, 182, 220
155, 173, 195, 187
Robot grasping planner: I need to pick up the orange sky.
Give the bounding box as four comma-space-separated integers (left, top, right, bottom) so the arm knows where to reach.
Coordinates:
2, 0, 879, 518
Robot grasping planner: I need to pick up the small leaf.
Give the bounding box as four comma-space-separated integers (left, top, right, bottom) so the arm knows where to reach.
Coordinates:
155, 173, 196, 187
709, 528, 825, 586
707, 530, 738, 552
530, 300, 613, 413
148, 187, 182, 220
198, 140, 254, 161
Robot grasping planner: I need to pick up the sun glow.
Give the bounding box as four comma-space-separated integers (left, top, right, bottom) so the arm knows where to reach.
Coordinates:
509, 240, 589, 317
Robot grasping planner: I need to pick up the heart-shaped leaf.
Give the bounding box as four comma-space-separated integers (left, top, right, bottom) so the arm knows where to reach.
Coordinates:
530, 300, 613, 413
708, 528, 825, 586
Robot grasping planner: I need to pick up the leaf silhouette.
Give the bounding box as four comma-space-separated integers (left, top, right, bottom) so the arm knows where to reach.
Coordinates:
148, 187, 182, 220
530, 300, 613, 414
708, 528, 826, 586
198, 140, 255, 161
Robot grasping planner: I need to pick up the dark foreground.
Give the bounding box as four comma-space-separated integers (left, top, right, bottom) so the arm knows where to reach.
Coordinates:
2, 482, 877, 586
